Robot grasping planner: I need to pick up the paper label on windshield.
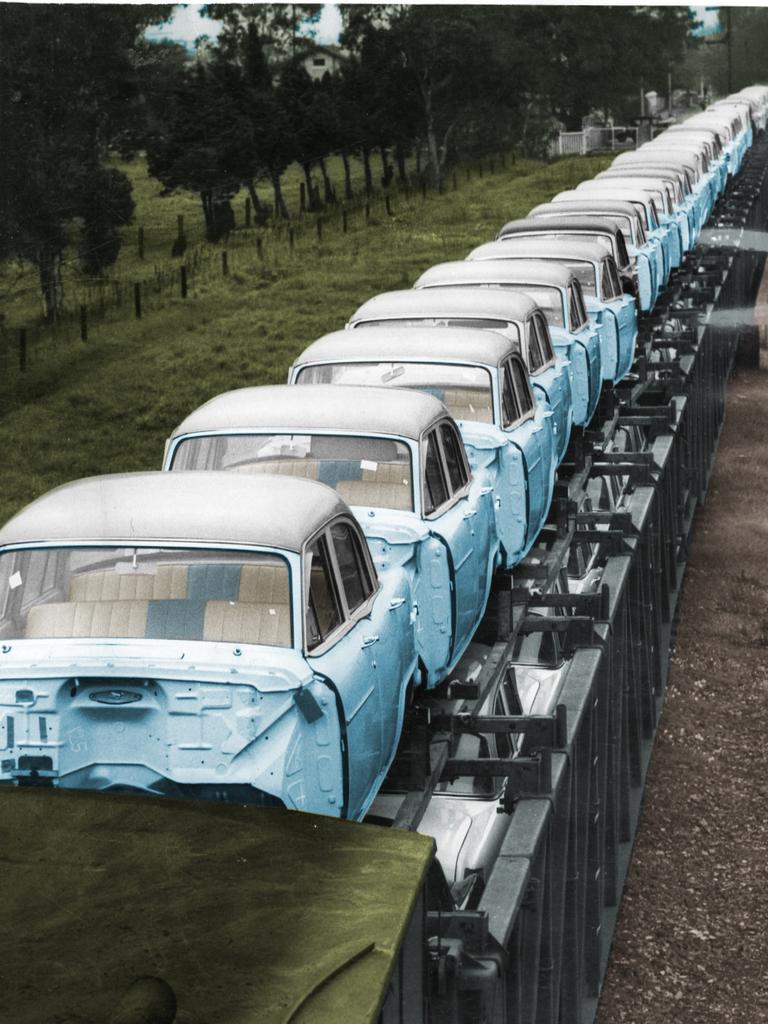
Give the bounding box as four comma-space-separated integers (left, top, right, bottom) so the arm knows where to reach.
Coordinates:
361, 460, 378, 472
8, 572, 22, 590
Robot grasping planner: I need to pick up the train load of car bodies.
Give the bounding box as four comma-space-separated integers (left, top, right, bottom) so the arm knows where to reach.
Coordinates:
1, 86, 768, 1024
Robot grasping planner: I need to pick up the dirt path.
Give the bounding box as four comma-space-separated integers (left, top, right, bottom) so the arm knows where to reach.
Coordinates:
596, 362, 768, 1022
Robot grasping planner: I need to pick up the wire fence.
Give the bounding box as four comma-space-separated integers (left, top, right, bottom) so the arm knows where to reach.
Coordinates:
0, 153, 519, 391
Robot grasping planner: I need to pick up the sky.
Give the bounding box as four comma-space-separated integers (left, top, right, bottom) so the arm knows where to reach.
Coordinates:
145, 3, 343, 48
690, 6, 723, 38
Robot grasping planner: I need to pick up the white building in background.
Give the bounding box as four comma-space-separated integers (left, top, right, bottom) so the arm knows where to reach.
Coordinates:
302, 44, 349, 80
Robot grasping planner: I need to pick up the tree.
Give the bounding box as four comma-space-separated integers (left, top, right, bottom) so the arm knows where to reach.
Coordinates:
144, 64, 250, 241
277, 59, 337, 210
0, 4, 170, 317
205, 3, 323, 58
533, 6, 694, 129
342, 6, 510, 185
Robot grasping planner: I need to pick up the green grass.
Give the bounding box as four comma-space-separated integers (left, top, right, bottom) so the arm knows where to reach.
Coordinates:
0, 153, 612, 525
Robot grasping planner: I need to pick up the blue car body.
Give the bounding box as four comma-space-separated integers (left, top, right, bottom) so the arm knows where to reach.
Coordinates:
467, 237, 638, 384
611, 153, 705, 243
664, 125, 729, 193
527, 203, 659, 312
286, 329, 558, 569
413, 260, 603, 427
346, 287, 574, 466
597, 169, 694, 254
0, 471, 420, 822
165, 385, 498, 693
568, 183, 675, 284
639, 143, 718, 225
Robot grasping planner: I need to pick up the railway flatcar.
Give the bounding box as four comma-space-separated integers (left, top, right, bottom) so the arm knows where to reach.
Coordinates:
347, 288, 573, 464
465, 237, 637, 383
412, 259, 603, 426
165, 384, 499, 690
0, 785, 434, 1024
287, 328, 557, 567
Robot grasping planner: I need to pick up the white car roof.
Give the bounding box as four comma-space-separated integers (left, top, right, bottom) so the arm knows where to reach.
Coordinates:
414, 259, 576, 290
349, 287, 538, 326
0, 472, 347, 553
170, 384, 448, 443
293, 326, 518, 369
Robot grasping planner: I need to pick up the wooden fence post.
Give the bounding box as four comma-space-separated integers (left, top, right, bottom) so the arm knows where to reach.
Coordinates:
316, 217, 323, 242
365, 202, 371, 223
80, 305, 88, 342
18, 328, 27, 371
134, 283, 142, 319
245, 197, 252, 228
342, 209, 348, 233
299, 183, 307, 213
138, 226, 144, 260
289, 227, 295, 252
222, 251, 229, 276
180, 265, 188, 299
385, 195, 392, 217
256, 236, 263, 260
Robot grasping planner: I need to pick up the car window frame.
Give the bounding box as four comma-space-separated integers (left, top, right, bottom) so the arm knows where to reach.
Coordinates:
420, 419, 472, 519
501, 355, 535, 428
530, 311, 556, 373
303, 515, 379, 656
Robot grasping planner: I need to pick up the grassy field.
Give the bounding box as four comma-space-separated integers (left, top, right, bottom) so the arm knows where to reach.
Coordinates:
0, 152, 612, 525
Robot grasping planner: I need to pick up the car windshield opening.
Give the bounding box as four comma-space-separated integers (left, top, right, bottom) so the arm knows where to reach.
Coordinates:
0, 547, 293, 647
173, 432, 415, 511
295, 362, 495, 425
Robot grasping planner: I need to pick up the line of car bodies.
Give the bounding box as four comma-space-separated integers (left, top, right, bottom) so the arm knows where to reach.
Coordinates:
0, 89, 765, 859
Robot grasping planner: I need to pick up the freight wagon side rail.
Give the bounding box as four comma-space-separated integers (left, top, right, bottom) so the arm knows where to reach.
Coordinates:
375, 135, 768, 1024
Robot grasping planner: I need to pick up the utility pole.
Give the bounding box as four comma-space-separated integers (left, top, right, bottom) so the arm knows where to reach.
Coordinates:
704, 6, 733, 94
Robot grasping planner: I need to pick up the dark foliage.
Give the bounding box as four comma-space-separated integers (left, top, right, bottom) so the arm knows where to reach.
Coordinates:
0, 3, 170, 315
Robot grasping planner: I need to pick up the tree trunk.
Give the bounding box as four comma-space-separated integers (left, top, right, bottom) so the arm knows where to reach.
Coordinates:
379, 145, 393, 188
200, 190, 215, 240
318, 157, 336, 204
361, 146, 373, 196
37, 249, 63, 321
341, 150, 353, 200
395, 141, 407, 185
270, 170, 289, 219
302, 162, 322, 211
247, 179, 269, 221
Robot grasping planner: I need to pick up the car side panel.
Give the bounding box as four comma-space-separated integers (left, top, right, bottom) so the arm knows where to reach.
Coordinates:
309, 566, 415, 820
532, 356, 572, 465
